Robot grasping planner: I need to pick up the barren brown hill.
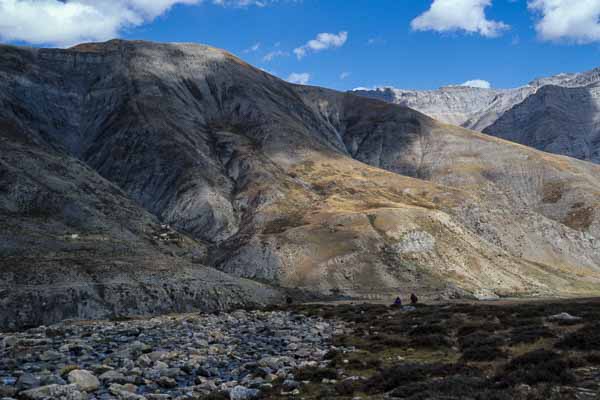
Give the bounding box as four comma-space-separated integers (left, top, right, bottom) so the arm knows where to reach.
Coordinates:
1, 40, 599, 328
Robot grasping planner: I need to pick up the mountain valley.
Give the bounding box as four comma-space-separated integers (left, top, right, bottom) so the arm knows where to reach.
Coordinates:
1, 40, 600, 329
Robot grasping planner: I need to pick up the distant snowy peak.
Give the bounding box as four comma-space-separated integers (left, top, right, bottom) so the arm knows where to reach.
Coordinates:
351, 66, 600, 131
529, 67, 600, 88
352, 85, 504, 128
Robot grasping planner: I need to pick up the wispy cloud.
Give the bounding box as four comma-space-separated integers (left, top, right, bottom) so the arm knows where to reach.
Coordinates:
287, 72, 310, 84
411, 0, 509, 38
367, 37, 385, 45
340, 72, 351, 80
213, 0, 278, 7
263, 50, 289, 62
243, 42, 261, 53
293, 31, 348, 59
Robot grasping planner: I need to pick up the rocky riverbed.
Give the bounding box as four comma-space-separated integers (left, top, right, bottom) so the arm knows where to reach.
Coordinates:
0, 310, 351, 400
3, 300, 600, 400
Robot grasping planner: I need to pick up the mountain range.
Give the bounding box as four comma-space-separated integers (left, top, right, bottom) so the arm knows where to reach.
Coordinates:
1, 40, 599, 329
353, 67, 600, 164
353, 68, 600, 164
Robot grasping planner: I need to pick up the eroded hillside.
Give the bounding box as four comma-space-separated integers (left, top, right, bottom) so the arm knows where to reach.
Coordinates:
1, 40, 599, 327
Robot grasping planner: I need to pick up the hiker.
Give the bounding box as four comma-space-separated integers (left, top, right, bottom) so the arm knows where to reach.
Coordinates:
286, 296, 293, 305
411, 293, 419, 305
393, 296, 402, 306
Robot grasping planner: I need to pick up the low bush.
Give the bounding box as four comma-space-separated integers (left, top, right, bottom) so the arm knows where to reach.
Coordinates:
556, 323, 600, 351
495, 349, 575, 387
334, 379, 361, 396
323, 349, 340, 360
410, 334, 452, 348
586, 352, 600, 364
293, 367, 338, 382
459, 333, 504, 349
462, 345, 506, 362
363, 363, 471, 393
371, 333, 410, 349
408, 324, 446, 337
456, 323, 501, 337
389, 375, 494, 399
509, 324, 554, 344
346, 355, 382, 370
326, 350, 381, 370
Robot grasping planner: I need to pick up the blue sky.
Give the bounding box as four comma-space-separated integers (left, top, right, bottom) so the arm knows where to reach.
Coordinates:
1, 0, 599, 91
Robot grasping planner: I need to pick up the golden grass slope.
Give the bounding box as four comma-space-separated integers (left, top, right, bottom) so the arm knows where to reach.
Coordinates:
217, 88, 600, 300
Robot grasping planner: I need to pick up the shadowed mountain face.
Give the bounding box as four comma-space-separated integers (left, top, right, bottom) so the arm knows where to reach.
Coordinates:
483, 84, 600, 164
0, 118, 280, 330
1, 40, 600, 328
353, 68, 600, 164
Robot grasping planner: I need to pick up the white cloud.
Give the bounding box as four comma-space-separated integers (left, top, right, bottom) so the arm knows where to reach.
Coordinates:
340, 71, 351, 80
528, 0, 600, 43
411, 0, 509, 37
460, 79, 492, 88
263, 50, 288, 62
287, 72, 310, 84
0, 0, 280, 47
293, 31, 348, 59
0, 0, 135, 46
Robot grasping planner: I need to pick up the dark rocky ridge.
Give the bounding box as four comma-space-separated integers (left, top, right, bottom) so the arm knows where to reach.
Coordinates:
1, 40, 600, 329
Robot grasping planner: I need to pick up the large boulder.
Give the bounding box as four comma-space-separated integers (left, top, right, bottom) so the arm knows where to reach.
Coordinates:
229, 385, 260, 400
67, 370, 100, 392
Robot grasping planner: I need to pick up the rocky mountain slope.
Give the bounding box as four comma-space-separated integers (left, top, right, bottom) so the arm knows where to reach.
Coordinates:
0, 125, 279, 330
483, 82, 600, 164
352, 85, 527, 130
353, 67, 600, 163
1, 40, 600, 329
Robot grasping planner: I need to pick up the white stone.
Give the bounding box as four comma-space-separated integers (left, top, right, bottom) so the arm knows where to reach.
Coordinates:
67, 370, 100, 392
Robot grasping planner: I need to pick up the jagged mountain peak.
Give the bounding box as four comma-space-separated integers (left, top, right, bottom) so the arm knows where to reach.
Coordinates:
354, 64, 600, 135
528, 66, 600, 88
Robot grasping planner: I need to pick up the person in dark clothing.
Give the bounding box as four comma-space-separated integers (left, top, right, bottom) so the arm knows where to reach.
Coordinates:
410, 293, 418, 305
286, 296, 293, 305
393, 296, 402, 306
